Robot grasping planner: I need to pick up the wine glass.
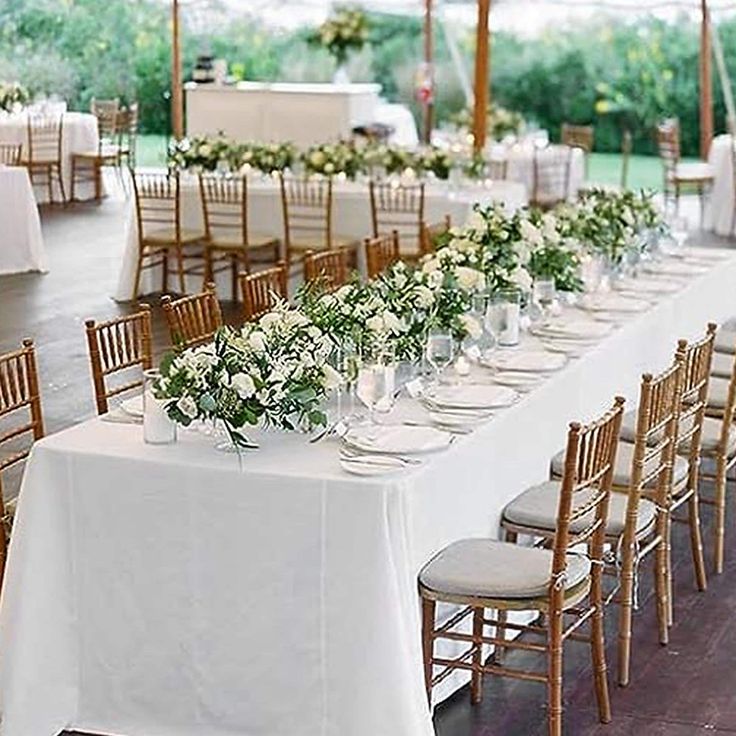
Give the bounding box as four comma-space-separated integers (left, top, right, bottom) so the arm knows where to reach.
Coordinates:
356, 363, 393, 438
669, 214, 689, 251
426, 328, 455, 385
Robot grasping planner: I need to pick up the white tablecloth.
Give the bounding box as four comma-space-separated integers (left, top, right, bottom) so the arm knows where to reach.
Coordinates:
0, 112, 99, 203
705, 133, 734, 237
0, 165, 46, 275
3, 249, 736, 736
114, 176, 529, 301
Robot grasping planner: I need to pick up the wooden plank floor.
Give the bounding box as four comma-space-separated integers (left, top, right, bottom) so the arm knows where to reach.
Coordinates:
1, 193, 735, 735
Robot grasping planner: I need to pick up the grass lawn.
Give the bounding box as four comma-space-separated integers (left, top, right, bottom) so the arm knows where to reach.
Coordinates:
136, 134, 667, 192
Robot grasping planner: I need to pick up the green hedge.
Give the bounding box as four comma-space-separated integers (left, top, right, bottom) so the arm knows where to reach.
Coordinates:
0, 1, 730, 156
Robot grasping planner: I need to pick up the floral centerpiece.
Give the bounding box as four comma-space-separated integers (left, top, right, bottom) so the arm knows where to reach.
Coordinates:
0, 82, 29, 113
239, 141, 296, 174
168, 135, 232, 172
450, 104, 525, 141
416, 147, 453, 180
308, 6, 370, 69
155, 303, 341, 444
301, 140, 363, 178
363, 143, 416, 176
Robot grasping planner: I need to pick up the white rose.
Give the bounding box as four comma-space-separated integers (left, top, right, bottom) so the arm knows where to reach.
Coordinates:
422, 257, 440, 274
199, 143, 212, 157
415, 285, 434, 308
427, 270, 444, 289
382, 310, 404, 333
460, 314, 482, 340
519, 219, 543, 247
511, 266, 533, 292
541, 213, 560, 243
176, 395, 198, 419
324, 162, 335, 174
310, 151, 325, 167
455, 266, 483, 291
366, 315, 385, 333
334, 284, 353, 301
259, 311, 281, 329
231, 372, 256, 399
248, 331, 266, 352
466, 210, 486, 231
322, 364, 343, 390
516, 241, 532, 266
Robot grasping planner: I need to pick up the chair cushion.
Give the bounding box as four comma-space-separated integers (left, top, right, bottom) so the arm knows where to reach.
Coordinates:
503, 480, 656, 538
674, 162, 714, 182
73, 144, 121, 160
419, 538, 591, 600
210, 232, 279, 249
288, 234, 357, 250
144, 228, 205, 245
620, 410, 735, 456
712, 351, 734, 378
551, 441, 688, 488
708, 376, 731, 411
715, 328, 736, 355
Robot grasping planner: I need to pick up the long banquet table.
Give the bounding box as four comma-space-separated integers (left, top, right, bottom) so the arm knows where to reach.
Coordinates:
2, 249, 736, 736
114, 175, 529, 301
705, 133, 735, 237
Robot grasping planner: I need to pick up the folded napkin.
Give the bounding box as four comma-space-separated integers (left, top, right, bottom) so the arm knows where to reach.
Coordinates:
532, 319, 611, 341
346, 425, 451, 454
486, 350, 566, 373
429, 383, 517, 409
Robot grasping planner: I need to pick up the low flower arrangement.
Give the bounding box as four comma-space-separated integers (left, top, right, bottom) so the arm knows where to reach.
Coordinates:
451, 104, 526, 141
168, 135, 232, 172
308, 6, 370, 67
155, 303, 341, 444
0, 81, 29, 113
302, 140, 363, 178
238, 141, 296, 174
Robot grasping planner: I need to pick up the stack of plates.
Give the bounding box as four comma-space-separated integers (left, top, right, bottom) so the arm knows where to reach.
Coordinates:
426, 383, 519, 410
643, 260, 707, 277
344, 425, 452, 455
615, 277, 680, 296
483, 350, 567, 374
579, 293, 650, 314
530, 320, 611, 342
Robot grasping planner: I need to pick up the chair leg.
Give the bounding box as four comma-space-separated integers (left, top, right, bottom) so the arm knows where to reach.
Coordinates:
94, 161, 102, 201
421, 598, 436, 706
47, 165, 53, 205
231, 254, 238, 302
714, 457, 728, 575
590, 571, 612, 723
546, 605, 564, 736
133, 252, 144, 301
176, 246, 186, 294
70, 159, 76, 203
470, 607, 484, 705
616, 543, 636, 687
688, 486, 708, 592
57, 163, 67, 205
495, 529, 516, 663
654, 516, 670, 647
665, 514, 674, 627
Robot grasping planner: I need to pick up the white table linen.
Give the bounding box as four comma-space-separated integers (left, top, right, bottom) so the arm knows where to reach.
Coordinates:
114, 176, 528, 301
3, 248, 736, 736
0, 112, 99, 203
705, 133, 735, 237
0, 165, 46, 275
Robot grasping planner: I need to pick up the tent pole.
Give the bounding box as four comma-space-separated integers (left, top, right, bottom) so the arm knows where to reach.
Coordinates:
172, 0, 184, 140
700, 0, 713, 158
472, 0, 491, 153
423, 0, 434, 143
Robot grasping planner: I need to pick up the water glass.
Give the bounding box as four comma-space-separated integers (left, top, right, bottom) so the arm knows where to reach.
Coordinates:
488, 289, 521, 347
143, 369, 177, 445
426, 328, 455, 383
532, 279, 556, 320
356, 363, 394, 434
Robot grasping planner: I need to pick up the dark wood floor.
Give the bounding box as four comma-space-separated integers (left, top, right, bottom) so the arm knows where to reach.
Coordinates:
1, 193, 736, 735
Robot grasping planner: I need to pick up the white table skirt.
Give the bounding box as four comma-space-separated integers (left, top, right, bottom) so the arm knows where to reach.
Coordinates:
705, 133, 734, 237
114, 176, 529, 301
3, 248, 736, 736
0, 166, 46, 275
0, 112, 99, 204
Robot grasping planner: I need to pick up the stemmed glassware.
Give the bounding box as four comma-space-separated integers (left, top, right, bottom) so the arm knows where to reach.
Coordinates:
529, 279, 557, 326
356, 342, 396, 438
425, 327, 455, 385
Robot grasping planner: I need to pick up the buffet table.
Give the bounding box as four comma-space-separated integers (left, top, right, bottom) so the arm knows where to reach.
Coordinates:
114, 176, 528, 301
705, 133, 735, 237
2, 247, 734, 736
0, 111, 100, 203
0, 165, 46, 274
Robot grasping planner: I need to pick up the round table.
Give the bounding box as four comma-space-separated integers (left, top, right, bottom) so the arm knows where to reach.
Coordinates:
0, 111, 100, 204
0, 165, 46, 275
705, 133, 735, 237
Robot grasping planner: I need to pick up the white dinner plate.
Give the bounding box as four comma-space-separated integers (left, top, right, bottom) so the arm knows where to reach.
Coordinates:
427, 384, 518, 410
615, 277, 680, 295
491, 372, 543, 391
428, 409, 493, 428
344, 425, 453, 455
120, 395, 144, 418
579, 293, 650, 313
483, 350, 567, 373
531, 319, 611, 341
340, 457, 407, 476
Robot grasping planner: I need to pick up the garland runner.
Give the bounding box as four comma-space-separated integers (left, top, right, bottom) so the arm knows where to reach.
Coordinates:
155, 189, 664, 443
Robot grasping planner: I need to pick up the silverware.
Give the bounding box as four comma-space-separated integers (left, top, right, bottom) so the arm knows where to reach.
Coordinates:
401, 420, 473, 436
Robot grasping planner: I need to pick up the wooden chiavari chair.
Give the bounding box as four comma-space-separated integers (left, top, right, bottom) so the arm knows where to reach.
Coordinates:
419, 397, 624, 736
420, 215, 451, 257
239, 262, 288, 322
364, 231, 399, 279
20, 114, 66, 204
369, 180, 425, 260
656, 118, 713, 225
117, 102, 139, 171
487, 158, 508, 180
71, 100, 122, 202
85, 306, 153, 416
304, 248, 349, 292
504, 360, 684, 686
161, 283, 223, 350
0, 339, 45, 587
531, 145, 573, 209
130, 169, 207, 299
199, 173, 280, 300
279, 174, 356, 269
0, 143, 22, 166
561, 123, 594, 178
